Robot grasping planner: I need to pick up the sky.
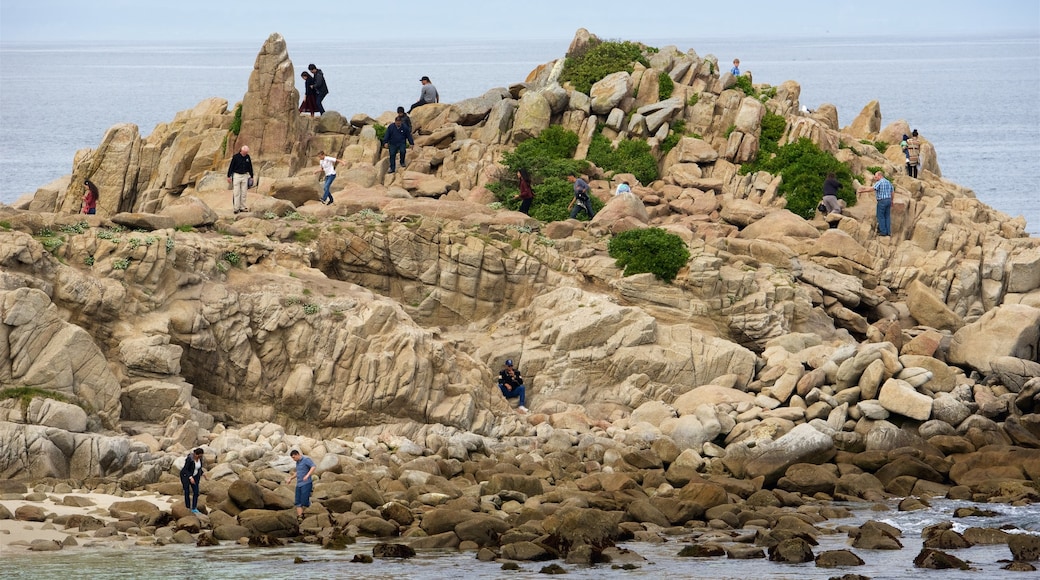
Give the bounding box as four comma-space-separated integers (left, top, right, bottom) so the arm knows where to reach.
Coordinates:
1, 0, 1038, 43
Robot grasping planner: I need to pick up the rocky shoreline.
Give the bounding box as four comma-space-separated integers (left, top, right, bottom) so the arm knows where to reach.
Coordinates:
1, 28, 1039, 575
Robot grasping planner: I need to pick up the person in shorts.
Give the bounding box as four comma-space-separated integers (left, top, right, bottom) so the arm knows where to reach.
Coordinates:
285, 449, 317, 519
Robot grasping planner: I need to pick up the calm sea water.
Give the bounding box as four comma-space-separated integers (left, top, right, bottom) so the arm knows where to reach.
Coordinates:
0, 35, 1037, 234
3, 499, 1039, 578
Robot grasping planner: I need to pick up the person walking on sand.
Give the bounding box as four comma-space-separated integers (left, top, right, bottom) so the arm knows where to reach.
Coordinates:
408, 76, 439, 112
308, 64, 328, 114
226, 145, 254, 213
179, 447, 206, 514
381, 115, 414, 174
513, 168, 534, 215
299, 71, 318, 117
315, 151, 340, 205
567, 174, 595, 220
285, 450, 317, 520
857, 171, 894, 236
497, 359, 528, 413
81, 180, 99, 214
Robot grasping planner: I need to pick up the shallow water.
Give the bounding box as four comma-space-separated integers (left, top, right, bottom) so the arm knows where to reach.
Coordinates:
4, 499, 1038, 579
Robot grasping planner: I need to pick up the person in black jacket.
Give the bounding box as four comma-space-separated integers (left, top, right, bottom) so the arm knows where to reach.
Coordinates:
226, 145, 254, 214
381, 115, 415, 174
179, 447, 206, 514
308, 64, 329, 114
497, 359, 528, 414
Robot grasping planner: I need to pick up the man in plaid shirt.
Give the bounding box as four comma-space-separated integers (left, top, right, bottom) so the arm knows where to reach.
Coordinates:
858, 171, 894, 236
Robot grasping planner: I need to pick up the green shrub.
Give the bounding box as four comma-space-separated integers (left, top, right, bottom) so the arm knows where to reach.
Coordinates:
733, 75, 755, 96
657, 72, 674, 100
608, 228, 691, 283
724, 124, 737, 138
230, 104, 243, 135
866, 165, 884, 175
560, 40, 649, 94
586, 132, 659, 184
741, 137, 857, 219
758, 111, 787, 156
660, 120, 686, 154
858, 138, 890, 153
686, 93, 699, 107
112, 258, 131, 270
294, 228, 319, 243
374, 123, 387, 142
221, 251, 240, 266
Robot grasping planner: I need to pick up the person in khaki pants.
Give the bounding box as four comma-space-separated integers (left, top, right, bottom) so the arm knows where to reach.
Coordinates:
226, 145, 253, 213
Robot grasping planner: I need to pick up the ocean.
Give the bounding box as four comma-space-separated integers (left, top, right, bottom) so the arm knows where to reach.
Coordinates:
0, 34, 1038, 235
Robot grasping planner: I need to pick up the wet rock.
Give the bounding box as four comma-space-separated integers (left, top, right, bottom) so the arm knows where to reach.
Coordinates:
454, 514, 510, 546
1003, 561, 1037, 571
355, 516, 398, 537
913, 548, 970, 570
213, 524, 250, 541
814, 549, 864, 567
850, 520, 903, 550
372, 542, 416, 558
501, 540, 553, 561
768, 537, 815, 563
725, 545, 765, 559
678, 543, 726, 557
922, 528, 972, 549
248, 533, 281, 547
351, 554, 374, 563
196, 531, 219, 546
1009, 533, 1040, 561
28, 539, 62, 551
539, 563, 568, 574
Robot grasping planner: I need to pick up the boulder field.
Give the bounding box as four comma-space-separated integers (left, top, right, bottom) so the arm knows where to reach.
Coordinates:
1, 29, 1038, 571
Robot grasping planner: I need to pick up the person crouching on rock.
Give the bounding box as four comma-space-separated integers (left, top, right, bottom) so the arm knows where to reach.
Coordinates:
498, 359, 528, 414
179, 447, 206, 514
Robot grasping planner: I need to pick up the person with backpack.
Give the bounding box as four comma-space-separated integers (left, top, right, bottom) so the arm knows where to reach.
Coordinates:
308, 64, 328, 115
567, 174, 595, 220
906, 129, 922, 178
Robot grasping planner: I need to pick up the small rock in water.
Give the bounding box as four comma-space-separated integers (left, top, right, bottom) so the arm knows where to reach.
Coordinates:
372, 542, 415, 558
539, 563, 568, 574
501, 562, 520, 571
350, 554, 373, 563
913, 548, 970, 570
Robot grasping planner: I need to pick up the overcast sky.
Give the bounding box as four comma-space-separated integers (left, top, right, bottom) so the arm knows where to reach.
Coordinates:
1, 0, 1037, 43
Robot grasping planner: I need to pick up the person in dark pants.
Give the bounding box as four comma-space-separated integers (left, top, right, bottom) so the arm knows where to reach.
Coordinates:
381, 115, 415, 174
408, 76, 439, 112
567, 174, 595, 220
396, 106, 412, 133
179, 447, 205, 514
497, 359, 527, 413
81, 180, 99, 214
513, 168, 534, 215
308, 64, 328, 114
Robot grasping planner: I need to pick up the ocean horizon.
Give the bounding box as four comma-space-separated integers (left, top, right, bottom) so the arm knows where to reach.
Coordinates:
1, 33, 1037, 235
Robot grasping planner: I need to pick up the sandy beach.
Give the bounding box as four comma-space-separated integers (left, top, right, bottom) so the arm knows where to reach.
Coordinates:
0, 490, 173, 553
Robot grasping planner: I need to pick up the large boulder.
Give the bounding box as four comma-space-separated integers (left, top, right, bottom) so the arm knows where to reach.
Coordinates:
589, 71, 631, 115
948, 305, 1040, 373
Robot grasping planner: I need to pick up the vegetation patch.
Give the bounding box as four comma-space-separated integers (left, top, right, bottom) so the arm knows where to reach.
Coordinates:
741, 137, 857, 219
230, 104, 243, 135
608, 227, 690, 283
560, 40, 650, 94
657, 72, 674, 100
660, 120, 686, 154
488, 126, 599, 222
294, 227, 319, 243
0, 387, 69, 414
374, 123, 387, 142
587, 131, 659, 184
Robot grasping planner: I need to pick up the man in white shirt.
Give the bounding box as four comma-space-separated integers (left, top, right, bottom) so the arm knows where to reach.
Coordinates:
315, 151, 340, 205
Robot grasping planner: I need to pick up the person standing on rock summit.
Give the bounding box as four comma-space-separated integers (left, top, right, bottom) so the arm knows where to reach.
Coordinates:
179, 447, 206, 514
308, 64, 328, 114
286, 450, 317, 521
226, 145, 254, 214
408, 76, 439, 112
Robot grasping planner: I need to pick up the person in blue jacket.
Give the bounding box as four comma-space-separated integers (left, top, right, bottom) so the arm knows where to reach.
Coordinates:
179, 447, 205, 514
382, 115, 415, 174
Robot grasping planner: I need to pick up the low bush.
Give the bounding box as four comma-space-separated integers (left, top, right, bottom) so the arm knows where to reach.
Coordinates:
658, 72, 674, 100
560, 40, 650, 94
660, 120, 686, 154
742, 137, 856, 219
586, 132, 659, 184
608, 227, 691, 283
